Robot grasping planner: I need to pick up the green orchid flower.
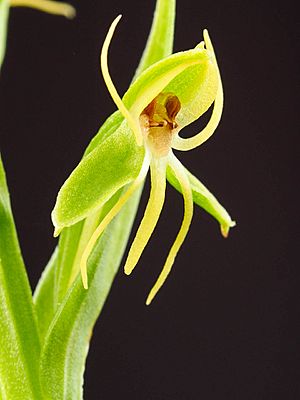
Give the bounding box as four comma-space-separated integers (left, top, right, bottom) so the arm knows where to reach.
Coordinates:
52, 15, 235, 305
0, 0, 75, 69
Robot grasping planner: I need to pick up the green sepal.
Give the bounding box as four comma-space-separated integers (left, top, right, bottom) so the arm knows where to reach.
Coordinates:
123, 46, 217, 122
167, 164, 235, 236
85, 110, 123, 156
0, 156, 43, 399
52, 123, 145, 232
164, 59, 218, 129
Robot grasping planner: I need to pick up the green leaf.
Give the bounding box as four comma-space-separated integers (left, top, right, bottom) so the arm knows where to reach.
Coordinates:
0, 0, 9, 71
33, 248, 58, 341
123, 46, 215, 118
0, 156, 43, 399
167, 164, 235, 236
41, 188, 142, 400
133, 0, 175, 79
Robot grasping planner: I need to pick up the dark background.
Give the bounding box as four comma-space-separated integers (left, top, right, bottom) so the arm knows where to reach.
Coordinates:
0, 0, 299, 398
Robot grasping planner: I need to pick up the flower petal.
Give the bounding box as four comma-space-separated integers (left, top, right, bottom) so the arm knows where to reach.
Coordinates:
172, 30, 224, 150
124, 48, 213, 123
167, 164, 236, 237
80, 153, 150, 288
101, 15, 144, 145
124, 156, 167, 276
146, 154, 193, 305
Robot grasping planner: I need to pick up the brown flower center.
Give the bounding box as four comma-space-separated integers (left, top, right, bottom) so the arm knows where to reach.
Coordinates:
140, 93, 181, 157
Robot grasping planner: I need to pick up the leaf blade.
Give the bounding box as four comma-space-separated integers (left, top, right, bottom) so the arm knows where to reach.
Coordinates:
133, 0, 175, 79
33, 248, 58, 341
0, 156, 43, 399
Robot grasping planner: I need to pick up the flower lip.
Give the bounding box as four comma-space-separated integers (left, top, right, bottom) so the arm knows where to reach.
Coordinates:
141, 92, 181, 157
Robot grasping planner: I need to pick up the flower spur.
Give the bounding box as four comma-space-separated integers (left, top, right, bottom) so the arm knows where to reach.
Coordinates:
52, 16, 235, 304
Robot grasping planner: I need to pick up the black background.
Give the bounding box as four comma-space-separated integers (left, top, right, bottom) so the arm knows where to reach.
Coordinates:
0, 0, 299, 398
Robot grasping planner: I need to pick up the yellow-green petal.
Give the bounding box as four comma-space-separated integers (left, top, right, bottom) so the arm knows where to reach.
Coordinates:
80, 153, 150, 289
146, 154, 193, 305
124, 156, 167, 276
167, 165, 236, 237
171, 30, 223, 150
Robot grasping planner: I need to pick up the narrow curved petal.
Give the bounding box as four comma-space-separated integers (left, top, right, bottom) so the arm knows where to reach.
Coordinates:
166, 164, 236, 236
9, 0, 75, 18
80, 154, 150, 289
146, 154, 193, 305
124, 157, 167, 275
100, 15, 143, 146
171, 30, 224, 151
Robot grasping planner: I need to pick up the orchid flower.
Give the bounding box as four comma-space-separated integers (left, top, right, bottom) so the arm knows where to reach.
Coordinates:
52, 16, 235, 305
